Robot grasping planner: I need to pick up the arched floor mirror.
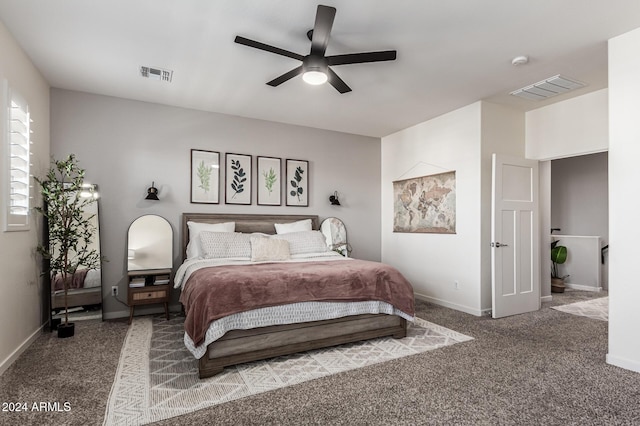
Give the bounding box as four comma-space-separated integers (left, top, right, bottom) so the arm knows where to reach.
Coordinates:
320, 217, 350, 257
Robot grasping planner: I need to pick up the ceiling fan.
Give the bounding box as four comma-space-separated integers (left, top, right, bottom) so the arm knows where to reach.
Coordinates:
234, 4, 397, 93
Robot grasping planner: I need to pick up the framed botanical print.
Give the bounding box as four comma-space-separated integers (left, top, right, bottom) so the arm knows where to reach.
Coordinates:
225, 153, 252, 205
286, 159, 309, 207
257, 156, 281, 206
190, 149, 220, 204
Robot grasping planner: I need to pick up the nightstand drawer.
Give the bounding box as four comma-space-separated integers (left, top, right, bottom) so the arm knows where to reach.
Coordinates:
132, 290, 166, 301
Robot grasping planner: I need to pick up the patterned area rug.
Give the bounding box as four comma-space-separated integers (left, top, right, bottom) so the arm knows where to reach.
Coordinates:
103, 315, 473, 425
552, 296, 609, 321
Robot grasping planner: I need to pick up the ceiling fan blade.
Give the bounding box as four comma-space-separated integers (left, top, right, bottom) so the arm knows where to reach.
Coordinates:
235, 36, 304, 61
327, 50, 397, 66
327, 68, 351, 94
310, 5, 336, 57
266, 66, 304, 87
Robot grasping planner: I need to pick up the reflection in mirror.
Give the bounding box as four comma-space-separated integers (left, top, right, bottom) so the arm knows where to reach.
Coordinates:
50, 185, 103, 323
320, 217, 350, 257
127, 215, 173, 271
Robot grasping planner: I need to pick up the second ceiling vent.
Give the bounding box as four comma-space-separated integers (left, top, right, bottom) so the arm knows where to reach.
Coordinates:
140, 66, 173, 82
510, 75, 585, 100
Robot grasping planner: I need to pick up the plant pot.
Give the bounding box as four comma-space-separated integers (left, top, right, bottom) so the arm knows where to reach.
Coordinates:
57, 322, 75, 338
551, 277, 565, 293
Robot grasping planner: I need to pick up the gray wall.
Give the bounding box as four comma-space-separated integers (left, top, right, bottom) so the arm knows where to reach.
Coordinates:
51, 89, 381, 318
551, 152, 608, 237
551, 152, 608, 287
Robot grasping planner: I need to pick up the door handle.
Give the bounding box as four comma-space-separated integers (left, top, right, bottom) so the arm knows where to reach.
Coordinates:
491, 242, 509, 248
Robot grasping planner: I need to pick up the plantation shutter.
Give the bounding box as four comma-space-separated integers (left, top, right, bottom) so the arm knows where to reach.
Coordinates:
5, 88, 31, 231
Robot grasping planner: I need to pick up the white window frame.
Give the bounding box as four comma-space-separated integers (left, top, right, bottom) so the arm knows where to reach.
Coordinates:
4, 83, 31, 232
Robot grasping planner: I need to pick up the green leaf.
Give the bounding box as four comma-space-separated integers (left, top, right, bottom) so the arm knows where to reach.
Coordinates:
263, 167, 277, 194
551, 245, 567, 264
197, 160, 212, 192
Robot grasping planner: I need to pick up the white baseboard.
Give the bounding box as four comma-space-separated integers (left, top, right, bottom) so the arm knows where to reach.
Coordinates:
103, 309, 129, 320
0, 323, 45, 377
541, 295, 553, 303
103, 303, 182, 321
414, 292, 485, 316
606, 353, 640, 374
566, 283, 603, 292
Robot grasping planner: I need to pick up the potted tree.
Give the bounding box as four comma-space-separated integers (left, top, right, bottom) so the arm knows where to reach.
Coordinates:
551, 239, 568, 293
35, 154, 102, 338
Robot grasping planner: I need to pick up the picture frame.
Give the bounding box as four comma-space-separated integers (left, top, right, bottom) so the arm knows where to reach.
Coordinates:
225, 153, 252, 205
286, 159, 309, 207
190, 149, 220, 204
257, 156, 282, 206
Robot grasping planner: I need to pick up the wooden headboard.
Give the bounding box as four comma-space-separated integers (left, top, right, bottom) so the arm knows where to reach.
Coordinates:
181, 213, 319, 260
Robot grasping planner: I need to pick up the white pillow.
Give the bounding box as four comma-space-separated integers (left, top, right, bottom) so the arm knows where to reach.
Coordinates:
199, 231, 251, 259
250, 236, 291, 262
272, 230, 328, 255
186, 221, 235, 259
274, 218, 312, 234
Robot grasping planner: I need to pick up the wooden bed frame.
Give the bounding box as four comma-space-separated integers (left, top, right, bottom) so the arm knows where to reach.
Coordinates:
181, 213, 408, 378
51, 287, 101, 310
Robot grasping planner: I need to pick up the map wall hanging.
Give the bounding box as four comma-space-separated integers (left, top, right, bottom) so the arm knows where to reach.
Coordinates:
393, 171, 456, 233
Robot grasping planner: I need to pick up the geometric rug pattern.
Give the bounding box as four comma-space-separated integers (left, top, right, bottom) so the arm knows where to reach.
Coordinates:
103, 314, 473, 425
551, 296, 609, 322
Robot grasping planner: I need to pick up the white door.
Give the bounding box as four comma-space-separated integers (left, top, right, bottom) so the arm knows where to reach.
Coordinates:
491, 154, 540, 318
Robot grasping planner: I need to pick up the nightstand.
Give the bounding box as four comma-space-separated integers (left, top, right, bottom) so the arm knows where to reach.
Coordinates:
127, 268, 172, 324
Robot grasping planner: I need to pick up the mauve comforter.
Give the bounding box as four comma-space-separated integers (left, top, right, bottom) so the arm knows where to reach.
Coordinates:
52, 269, 89, 291
180, 259, 415, 347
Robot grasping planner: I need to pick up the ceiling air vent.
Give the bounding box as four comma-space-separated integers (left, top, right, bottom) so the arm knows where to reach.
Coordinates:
510, 74, 586, 101
140, 66, 173, 82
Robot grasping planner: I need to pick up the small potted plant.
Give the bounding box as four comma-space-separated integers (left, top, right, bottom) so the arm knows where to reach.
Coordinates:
551, 239, 568, 293
35, 154, 102, 338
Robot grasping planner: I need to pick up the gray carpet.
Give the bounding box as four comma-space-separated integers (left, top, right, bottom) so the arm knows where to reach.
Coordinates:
104, 316, 472, 425
1, 289, 639, 425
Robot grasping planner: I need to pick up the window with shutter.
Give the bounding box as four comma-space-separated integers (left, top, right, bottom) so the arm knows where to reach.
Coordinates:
5, 87, 31, 231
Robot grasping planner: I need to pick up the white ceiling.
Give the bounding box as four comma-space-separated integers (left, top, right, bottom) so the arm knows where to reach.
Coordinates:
1, 0, 640, 138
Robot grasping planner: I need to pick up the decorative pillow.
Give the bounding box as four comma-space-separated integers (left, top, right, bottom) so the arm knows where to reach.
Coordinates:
186, 221, 235, 259
250, 236, 291, 262
274, 218, 312, 234
199, 231, 251, 259
272, 230, 329, 255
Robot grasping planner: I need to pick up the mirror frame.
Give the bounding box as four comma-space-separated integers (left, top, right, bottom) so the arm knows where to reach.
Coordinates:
45, 185, 103, 330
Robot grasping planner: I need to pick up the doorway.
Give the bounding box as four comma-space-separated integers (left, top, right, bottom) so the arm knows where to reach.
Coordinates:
549, 152, 609, 291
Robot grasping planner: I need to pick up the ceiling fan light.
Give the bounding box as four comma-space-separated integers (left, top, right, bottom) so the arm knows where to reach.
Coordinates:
302, 70, 328, 85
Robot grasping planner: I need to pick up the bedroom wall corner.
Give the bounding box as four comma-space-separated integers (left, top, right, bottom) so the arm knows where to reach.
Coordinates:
0, 21, 50, 375
381, 102, 484, 315
50, 89, 381, 319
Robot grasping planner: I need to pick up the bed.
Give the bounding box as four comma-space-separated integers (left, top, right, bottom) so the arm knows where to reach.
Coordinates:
51, 269, 102, 309
176, 213, 415, 378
